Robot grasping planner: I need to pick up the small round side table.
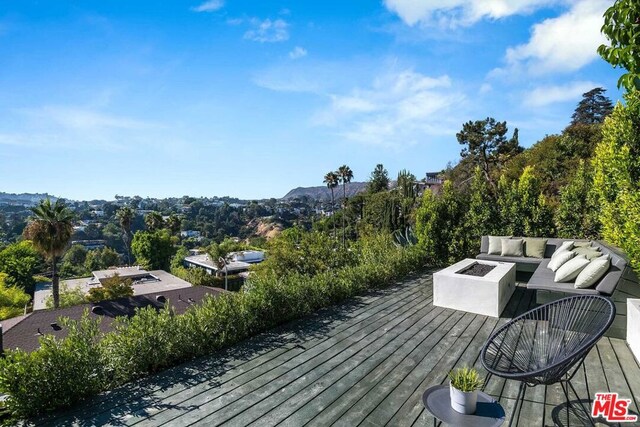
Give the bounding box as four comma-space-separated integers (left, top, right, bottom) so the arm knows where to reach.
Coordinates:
422, 385, 505, 426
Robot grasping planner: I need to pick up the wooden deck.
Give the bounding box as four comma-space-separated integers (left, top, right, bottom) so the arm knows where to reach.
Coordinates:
41, 273, 640, 426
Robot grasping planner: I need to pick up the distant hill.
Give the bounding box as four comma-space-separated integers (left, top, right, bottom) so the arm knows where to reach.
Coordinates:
282, 182, 369, 201
0, 192, 56, 205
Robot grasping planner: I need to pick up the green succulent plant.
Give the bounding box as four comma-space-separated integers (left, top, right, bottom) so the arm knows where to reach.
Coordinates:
449, 367, 482, 392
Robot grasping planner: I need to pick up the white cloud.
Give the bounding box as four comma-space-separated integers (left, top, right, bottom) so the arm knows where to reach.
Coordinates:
479, 83, 493, 94
289, 46, 307, 59
502, 0, 609, 74
244, 18, 289, 43
383, 0, 559, 27
3, 105, 161, 151
22, 106, 155, 132
191, 0, 224, 13
314, 70, 466, 147
524, 80, 598, 107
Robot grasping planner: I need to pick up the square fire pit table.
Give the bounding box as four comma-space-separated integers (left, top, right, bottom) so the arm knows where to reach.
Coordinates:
433, 258, 516, 317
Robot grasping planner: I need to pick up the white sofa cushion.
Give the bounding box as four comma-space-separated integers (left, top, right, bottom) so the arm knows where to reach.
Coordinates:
555, 255, 590, 283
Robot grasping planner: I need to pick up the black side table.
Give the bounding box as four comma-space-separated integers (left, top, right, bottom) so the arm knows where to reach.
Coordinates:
422, 385, 505, 426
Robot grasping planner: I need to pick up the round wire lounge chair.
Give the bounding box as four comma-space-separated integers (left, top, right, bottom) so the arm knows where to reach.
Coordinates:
481, 294, 615, 426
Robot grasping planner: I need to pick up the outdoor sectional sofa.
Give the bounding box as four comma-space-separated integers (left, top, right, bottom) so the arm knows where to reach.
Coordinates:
476, 236, 627, 298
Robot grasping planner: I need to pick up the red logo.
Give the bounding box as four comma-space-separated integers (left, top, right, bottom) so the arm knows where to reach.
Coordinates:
591, 392, 638, 422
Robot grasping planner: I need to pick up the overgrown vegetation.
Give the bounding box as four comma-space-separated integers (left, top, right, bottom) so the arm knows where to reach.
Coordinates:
0, 232, 424, 418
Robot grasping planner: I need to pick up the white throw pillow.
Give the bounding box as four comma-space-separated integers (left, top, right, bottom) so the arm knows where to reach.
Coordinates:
551, 241, 574, 259
548, 250, 576, 272
555, 255, 590, 283
488, 235, 511, 255
575, 256, 611, 289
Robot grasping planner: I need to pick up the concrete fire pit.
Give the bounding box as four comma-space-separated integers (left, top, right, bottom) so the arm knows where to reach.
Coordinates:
433, 258, 516, 317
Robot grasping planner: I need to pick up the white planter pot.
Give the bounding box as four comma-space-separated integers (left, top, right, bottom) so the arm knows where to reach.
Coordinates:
450, 383, 478, 415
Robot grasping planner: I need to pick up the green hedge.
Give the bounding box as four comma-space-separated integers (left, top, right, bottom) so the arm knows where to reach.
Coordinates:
0, 234, 425, 419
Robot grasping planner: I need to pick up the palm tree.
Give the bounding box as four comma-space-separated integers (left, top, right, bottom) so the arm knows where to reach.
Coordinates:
337, 165, 354, 247
116, 206, 134, 264
166, 214, 182, 236
144, 211, 165, 231
23, 199, 74, 309
323, 171, 339, 239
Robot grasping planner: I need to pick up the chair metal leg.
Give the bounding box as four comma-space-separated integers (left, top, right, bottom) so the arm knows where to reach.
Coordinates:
509, 382, 527, 427
567, 379, 595, 426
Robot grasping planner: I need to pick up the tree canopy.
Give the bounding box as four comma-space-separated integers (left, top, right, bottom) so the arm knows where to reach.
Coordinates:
367, 164, 390, 193
571, 87, 614, 125
456, 118, 521, 188
598, 0, 640, 91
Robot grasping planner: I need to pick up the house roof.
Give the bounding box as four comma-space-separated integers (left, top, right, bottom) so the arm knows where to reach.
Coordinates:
33, 270, 194, 311
1, 286, 225, 353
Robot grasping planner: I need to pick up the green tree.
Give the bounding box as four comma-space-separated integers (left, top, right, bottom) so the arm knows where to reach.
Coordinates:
116, 207, 135, 265
60, 244, 89, 278
337, 165, 354, 247
518, 167, 554, 237
367, 164, 390, 193
396, 169, 417, 199
131, 229, 174, 271
45, 283, 87, 309
87, 273, 134, 302
144, 211, 165, 232
570, 87, 614, 125
555, 161, 601, 239
592, 91, 640, 270
0, 273, 30, 320
496, 175, 519, 235
466, 166, 496, 241
415, 181, 471, 265
166, 214, 182, 235
598, 0, 640, 91
323, 171, 339, 239
456, 118, 521, 188
0, 240, 44, 293
23, 199, 74, 309
84, 247, 120, 272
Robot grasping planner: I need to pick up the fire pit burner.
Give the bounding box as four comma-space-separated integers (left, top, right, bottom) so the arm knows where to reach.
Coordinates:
458, 263, 496, 277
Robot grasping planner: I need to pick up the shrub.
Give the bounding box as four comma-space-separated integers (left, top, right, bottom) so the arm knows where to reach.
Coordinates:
0, 231, 425, 419
87, 274, 134, 303
0, 314, 104, 418
0, 273, 30, 320
45, 283, 87, 309
593, 91, 640, 271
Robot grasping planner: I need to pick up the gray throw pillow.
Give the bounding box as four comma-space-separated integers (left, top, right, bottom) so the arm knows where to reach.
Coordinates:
555, 255, 590, 283
573, 241, 592, 248
572, 246, 602, 260
501, 238, 524, 257
488, 235, 511, 255
524, 237, 547, 259
575, 256, 611, 289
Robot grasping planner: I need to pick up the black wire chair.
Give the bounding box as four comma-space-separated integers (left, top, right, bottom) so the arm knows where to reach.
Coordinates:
481, 295, 615, 426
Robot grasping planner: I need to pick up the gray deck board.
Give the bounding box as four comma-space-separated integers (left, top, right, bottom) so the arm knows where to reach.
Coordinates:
42, 273, 640, 427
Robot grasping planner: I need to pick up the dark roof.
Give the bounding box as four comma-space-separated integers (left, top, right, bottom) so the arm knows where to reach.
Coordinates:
1, 286, 225, 353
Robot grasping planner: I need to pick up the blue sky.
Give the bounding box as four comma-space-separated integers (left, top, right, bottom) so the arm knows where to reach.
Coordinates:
0, 0, 623, 200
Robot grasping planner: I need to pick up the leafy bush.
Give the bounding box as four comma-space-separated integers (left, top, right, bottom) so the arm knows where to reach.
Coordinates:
45, 283, 87, 309
593, 91, 640, 271
0, 314, 104, 417
87, 274, 134, 303
0, 273, 30, 320
0, 231, 425, 419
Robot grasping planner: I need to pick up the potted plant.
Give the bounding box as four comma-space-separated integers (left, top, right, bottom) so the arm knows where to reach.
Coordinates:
449, 367, 482, 415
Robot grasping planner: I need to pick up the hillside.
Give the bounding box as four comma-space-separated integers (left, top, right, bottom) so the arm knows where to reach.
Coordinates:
0, 192, 56, 205
282, 182, 368, 201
